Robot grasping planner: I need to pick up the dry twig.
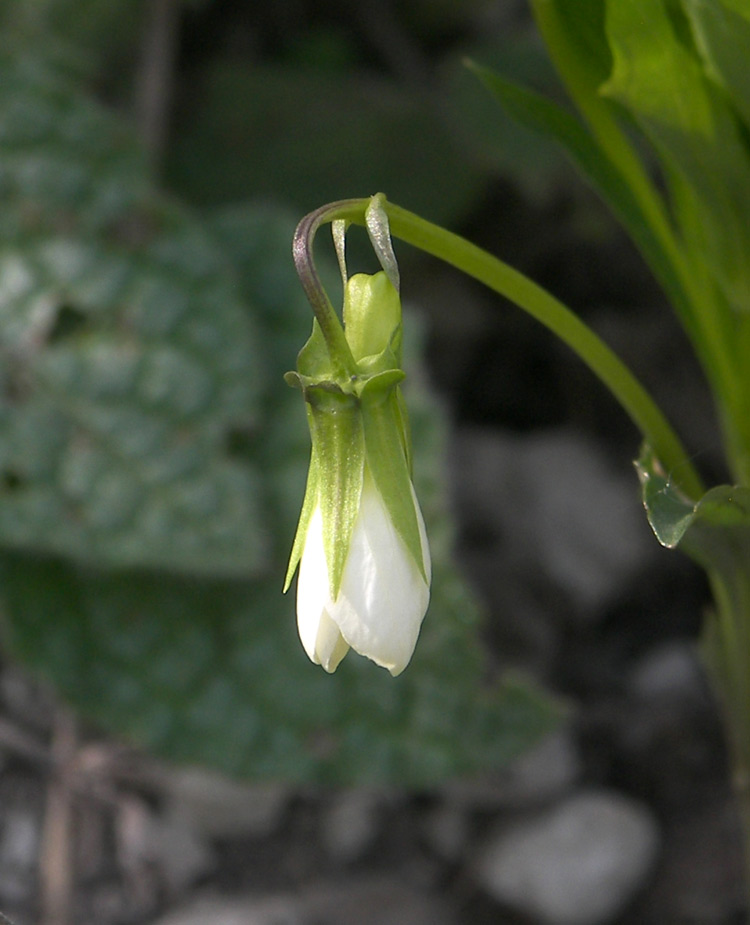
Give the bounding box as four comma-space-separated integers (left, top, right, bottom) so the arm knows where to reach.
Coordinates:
39, 708, 77, 925
135, 0, 181, 172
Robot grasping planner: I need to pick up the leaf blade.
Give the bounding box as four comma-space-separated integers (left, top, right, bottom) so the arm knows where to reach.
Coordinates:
468, 62, 692, 332
0, 51, 266, 577
602, 0, 750, 311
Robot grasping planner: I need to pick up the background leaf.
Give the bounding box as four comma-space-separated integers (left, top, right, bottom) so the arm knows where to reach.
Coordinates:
0, 548, 557, 785
0, 0, 145, 66
0, 51, 558, 783
468, 62, 690, 326
166, 61, 486, 227
0, 52, 266, 576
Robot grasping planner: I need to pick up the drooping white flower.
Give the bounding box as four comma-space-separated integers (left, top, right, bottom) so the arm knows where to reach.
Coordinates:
285, 258, 432, 675
296, 470, 431, 675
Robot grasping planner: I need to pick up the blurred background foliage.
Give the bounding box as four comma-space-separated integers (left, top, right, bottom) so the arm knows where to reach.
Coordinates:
0, 0, 573, 783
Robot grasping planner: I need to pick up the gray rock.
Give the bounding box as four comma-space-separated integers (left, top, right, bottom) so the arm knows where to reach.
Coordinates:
626, 796, 745, 922
164, 767, 291, 839
422, 803, 470, 862
453, 427, 650, 619
303, 877, 455, 925
0, 808, 40, 903
321, 789, 390, 863
115, 796, 215, 896
0, 668, 56, 735
444, 728, 580, 810
628, 640, 706, 704
151, 894, 304, 925
154, 809, 217, 894
151, 878, 454, 925
475, 790, 660, 925
496, 728, 581, 807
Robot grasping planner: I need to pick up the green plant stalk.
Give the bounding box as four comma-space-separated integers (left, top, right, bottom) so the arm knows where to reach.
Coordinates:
704, 566, 750, 894
308, 197, 704, 502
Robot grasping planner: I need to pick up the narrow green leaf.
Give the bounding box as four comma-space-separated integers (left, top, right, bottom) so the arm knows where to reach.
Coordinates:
529, 1, 714, 307
684, 0, 750, 128
529, 0, 639, 176
637, 444, 750, 572
468, 62, 691, 330
602, 0, 750, 311
662, 165, 742, 419
635, 445, 700, 549
530, 0, 612, 119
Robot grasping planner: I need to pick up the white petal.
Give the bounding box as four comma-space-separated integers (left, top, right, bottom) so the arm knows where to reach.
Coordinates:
330, 476, 430, 676
296, 505, 350, 672
313, 608, 350, 673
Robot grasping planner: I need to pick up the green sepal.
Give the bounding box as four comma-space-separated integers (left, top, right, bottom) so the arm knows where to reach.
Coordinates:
297, 317, 334, 380
283, 386, 365, 596
284, 370, 304, 390
360, 372, 427, 584
309, 386, 366, 599
354, 368, 406, 397
396, 385, 414, 476
283, 435, 320, 593
357, 367, 414, 476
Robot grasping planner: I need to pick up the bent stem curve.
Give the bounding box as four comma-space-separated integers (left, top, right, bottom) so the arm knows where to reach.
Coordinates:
293, 202, 361, 380
295, 197, 704, 501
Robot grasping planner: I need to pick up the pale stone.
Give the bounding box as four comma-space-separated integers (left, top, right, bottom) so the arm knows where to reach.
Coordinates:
115, 796, 214, 895
444, 728, 580, 810
628, 641, 706, 703
151, 879, 453, 925
321, 789, 388, 862
165, 767, 290, 839
453, 427, 651, 618
151, 894, 303, 925
422, 803, 470, 862
0, 808, 40, 902
475, 790, 660, 925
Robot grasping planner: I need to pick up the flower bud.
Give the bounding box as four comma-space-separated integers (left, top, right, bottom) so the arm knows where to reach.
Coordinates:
285, 272, 431, 675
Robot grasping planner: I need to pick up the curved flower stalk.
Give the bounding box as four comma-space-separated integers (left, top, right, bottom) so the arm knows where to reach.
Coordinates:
285, 212, 431, 675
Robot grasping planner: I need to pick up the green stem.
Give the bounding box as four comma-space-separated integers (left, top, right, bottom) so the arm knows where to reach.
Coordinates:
705, 567, 750, 903
306, 196, 704, 501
